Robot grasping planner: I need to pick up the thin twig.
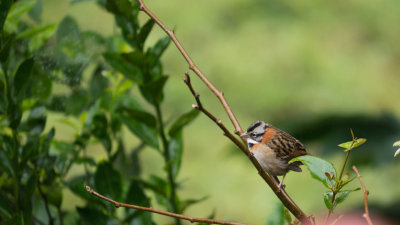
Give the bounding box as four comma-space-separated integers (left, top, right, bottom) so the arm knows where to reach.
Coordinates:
137, 0, 242, 135
85, 186, 249, 225
183, 73, 311, 224
352, 166, 373, 225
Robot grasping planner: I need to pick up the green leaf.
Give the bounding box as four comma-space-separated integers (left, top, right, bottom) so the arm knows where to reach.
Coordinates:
0, 0, 12, 32
103, 52, 143, 83
179, 196, 209, 213
0, 80, 7, 114
124, 181, 153, 224
77, 207, 108, 225
118, 110, 159, 150
146, 36, 171, 66
21, 23, 58, 51
91, 113, 112, 153
169, 109, 200, 137
6, 0, 37, 21
139, 75, 168, 104
94, 161, 123, 201
13, 57, 34, 101
266, 203, 285, 225
17, 24, 57, 39
137, 19, 155, 50
323, 192, 334, 212
118, 106, 156, 128
168, 130, 183, 178
27, 0, 42, 22
89, 66, 108, 100
0, 35, 14, 63
338, 138, 367, 151
0, 147, 14, 176
290, 155, 337, 188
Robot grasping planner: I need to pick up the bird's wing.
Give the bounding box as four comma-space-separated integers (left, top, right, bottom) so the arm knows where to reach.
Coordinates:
266, 128, 307, 161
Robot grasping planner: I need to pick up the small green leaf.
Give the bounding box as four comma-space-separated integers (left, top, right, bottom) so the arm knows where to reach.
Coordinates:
17, 23, 57, 39
323, 192, 334, 211
338, 138, 367, 150
266, 202, 285, 225
139, 76, 168, 104
0, 0, 12, 31
137, 19, 155, 50
146, 36, 171, 66
118, 106, 156, 128
6, 0, 37, 21
393, 140, 400, 147
103, 52, 143, 83
94, 161, 123, 201
169, 109, 200, 137
13, 57, 34, 101
290, 155, 337, 188
179, 196, 209, 213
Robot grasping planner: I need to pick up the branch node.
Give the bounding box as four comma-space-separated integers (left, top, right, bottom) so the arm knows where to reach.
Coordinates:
115, 203, 120, 208
192, 104, 199, 109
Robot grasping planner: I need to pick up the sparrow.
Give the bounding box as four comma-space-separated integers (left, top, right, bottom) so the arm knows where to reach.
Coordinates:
240, 120, 307, 190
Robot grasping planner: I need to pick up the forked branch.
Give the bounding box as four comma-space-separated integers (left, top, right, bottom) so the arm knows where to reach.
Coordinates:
85, 186, 248, 225
352, 166, 373, 225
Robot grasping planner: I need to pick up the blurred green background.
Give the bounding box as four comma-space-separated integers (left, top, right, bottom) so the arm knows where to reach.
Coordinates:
41, 0, 400, 224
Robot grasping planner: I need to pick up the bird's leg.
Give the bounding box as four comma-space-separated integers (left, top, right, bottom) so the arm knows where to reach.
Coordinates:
277, 174, 287, 192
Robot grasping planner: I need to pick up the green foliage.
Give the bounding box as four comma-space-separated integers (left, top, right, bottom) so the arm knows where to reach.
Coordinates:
0, 0, 201, 224
292, 130, 366, 213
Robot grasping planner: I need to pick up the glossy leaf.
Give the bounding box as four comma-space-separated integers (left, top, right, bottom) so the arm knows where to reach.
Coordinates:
0, 0, 12, 31
266, 203, 285, 225
139, 75, 168, 104
103, 52, 143, 83
290, 155, 337, 188
169, 109, 200, 137
323, 192, 334, 211
94, 161, 123, 201
13, 57, 34, 101
338, 138, 366, 150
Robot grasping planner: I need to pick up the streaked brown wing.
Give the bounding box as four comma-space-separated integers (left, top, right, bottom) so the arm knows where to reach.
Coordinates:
266, 127, 307, 161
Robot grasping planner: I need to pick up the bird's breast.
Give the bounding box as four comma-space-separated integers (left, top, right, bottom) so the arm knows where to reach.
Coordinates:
251, 144, 287, 176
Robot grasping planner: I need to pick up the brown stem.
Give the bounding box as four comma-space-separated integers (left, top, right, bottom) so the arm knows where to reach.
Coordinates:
137, 0, 242, 135
352, 166, 373, 225
85, 186, 249, 225
183, 73, 311, 224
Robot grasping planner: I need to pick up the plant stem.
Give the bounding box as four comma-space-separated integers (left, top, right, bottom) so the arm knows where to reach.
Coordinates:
338, 151, 350, 181
154, 103, 181, 225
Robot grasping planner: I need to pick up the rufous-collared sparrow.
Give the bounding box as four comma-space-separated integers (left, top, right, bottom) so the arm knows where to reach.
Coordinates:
241, 120, 307, 190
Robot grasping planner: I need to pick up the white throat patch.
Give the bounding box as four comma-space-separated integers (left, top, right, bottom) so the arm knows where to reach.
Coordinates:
247, 138, 260, 149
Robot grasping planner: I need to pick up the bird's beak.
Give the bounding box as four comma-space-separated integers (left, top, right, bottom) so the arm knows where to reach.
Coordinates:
240, 132, 249, 139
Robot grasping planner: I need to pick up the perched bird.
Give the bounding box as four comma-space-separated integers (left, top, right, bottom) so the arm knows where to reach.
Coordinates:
240, 120, 307, 190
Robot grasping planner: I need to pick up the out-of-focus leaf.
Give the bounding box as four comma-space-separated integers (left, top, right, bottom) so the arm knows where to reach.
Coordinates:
28, 72, 52, 99
290, 155, 337, 188
393, 140, 400, 147
126, 181, 150, 206
169, 109, 199, 137
41, 183, 63, 207
323, 192, 334, 212
103, 52, 143, 83
77, 207, 108, 225
66, 89, 89, 115
14, 57, 34, 101
118, 110, 159, 150
118, 106, 156, 127
91, 113, 112, 153
139, 76, 168, 104
266, 202, 285, 225
338, 138, 367, 151
6, 0, 37, 21
395, 149, 400, 157
146, 36, 171, 66
179, 196, 209, 213
94, 161, 123, 201
0, 35, 14, 63
131, 176, 166, 197
17, 24, 57, 39
137, 19, 155, 50
27, 0, 42, 22
89, 66, 108, 100
0, 0, 12, 31
0, 148, 14, 176
0, 80, 7, 114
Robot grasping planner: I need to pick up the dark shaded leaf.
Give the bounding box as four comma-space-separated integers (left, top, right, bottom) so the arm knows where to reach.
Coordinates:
124, 180, 153, 224
91, 113, 112, 153
103, 52, 143, 83
0, 79, 7, 114
0, 35, 14, 63
6, 0, 37, 21
169, 109, 199, 137
146, 36, 171, 67
0, 0, 12, 31
94, 161, 123, 201
89, 65, 108, 100
168, 130, 183, 177
290, 155, 337, 188
137, 19, 155, 50
66, 89, 89, 115
139, 75, 168, 104
131, 176, 167, 197
118, 106, 156, 127
14, 57, 34, 101
77, 207, 108, 225
0, 147, 14, 176
179, 196, 209, 213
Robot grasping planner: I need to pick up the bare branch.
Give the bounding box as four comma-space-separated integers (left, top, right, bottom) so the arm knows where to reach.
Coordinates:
85, 186, 249, 225
137, 0, 242, 135
183, 73, 311, 224
352, 166, 373, 225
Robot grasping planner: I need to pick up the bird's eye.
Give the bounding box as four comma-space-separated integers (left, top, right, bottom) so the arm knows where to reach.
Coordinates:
251, 133, 256, 138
